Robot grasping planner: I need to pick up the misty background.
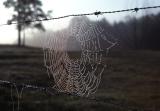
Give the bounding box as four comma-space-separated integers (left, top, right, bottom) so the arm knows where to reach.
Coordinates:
26, 13, 160, 50
0, 0, 160, 50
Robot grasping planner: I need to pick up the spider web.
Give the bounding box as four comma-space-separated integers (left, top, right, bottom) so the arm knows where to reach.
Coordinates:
42, 17, 117, 97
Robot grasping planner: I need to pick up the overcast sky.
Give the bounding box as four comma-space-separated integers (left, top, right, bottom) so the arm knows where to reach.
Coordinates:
0, 0, 160, 44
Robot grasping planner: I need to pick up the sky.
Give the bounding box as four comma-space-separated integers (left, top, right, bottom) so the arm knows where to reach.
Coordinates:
0, 0, 160, 44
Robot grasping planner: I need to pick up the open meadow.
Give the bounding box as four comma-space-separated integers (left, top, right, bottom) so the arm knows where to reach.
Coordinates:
0, 45, 160, 111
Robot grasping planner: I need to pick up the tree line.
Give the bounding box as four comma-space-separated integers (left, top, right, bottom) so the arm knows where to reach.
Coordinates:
97, 13, 160, 50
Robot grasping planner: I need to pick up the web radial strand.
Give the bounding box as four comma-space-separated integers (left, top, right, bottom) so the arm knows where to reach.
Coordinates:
43, 17, 117, 97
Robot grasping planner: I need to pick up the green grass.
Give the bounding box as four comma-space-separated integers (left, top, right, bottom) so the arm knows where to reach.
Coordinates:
0, 45, 160, 111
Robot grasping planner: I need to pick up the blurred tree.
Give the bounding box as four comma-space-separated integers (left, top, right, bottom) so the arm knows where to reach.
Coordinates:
3, 0, 52, 46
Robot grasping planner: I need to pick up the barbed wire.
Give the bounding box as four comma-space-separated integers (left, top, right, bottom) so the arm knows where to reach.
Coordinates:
0, 79, 145, 111
0, 5, 160, 27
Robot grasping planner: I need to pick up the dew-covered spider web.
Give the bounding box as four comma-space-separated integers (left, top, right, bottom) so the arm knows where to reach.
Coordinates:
42, 17, 117, 97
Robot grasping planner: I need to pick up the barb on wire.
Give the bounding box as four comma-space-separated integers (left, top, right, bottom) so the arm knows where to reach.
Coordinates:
0, 5, 160, 27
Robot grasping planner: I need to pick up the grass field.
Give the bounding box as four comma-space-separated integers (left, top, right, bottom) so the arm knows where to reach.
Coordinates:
0, 45, 160, 111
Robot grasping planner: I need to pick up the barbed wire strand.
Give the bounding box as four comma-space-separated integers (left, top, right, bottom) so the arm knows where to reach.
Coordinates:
0, 80, 145, 111
0, 5, 160, 27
